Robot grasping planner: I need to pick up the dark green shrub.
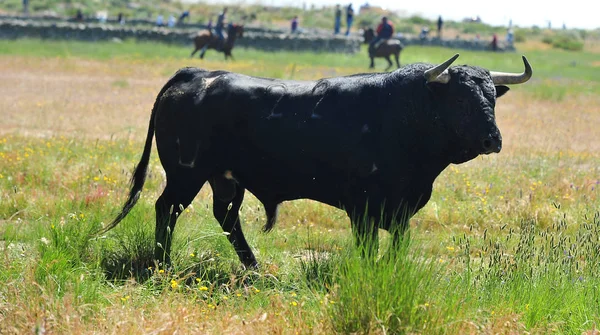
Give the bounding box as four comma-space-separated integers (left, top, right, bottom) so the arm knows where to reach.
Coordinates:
541, 33, 584, 51
542, 35, 554, 45
514, 29, 526, 42
406, 15, 431, 25
552, 34, 584, 51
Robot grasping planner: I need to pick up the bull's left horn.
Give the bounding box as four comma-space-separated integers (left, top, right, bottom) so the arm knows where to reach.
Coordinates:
490, 55, 533, 85
424, 53, 460, 84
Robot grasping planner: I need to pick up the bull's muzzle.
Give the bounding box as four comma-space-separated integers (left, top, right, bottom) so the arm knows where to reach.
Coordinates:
481, 133, 502, 154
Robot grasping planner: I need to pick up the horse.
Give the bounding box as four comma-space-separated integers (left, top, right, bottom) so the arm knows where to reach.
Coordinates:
190, 24, 244, 60
363, 27, 404, 71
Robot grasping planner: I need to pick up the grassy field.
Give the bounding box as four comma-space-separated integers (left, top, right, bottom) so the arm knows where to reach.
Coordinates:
1, 38, 599, 334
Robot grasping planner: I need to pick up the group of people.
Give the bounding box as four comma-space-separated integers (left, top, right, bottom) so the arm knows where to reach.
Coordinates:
333, 4, 355, 36
291, 3, 354, 35
155, 10, 191, 28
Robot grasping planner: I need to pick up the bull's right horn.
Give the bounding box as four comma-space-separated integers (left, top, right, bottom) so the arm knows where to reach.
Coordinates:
490, 55, 533, 85
424, 53, 460, 84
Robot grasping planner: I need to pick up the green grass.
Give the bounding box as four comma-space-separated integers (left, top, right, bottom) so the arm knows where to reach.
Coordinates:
1, 38, 599, 333
2, 37, 600, 80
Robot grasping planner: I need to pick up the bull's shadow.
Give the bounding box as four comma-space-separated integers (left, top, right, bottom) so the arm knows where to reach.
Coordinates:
100, 242, 273, 288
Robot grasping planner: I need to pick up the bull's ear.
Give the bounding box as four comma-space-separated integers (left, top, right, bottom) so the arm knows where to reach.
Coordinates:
495, 85, 510, 98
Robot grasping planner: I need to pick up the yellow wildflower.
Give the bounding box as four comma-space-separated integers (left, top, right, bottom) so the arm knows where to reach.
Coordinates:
170, 279, 179, 289
199, 286, 208, 291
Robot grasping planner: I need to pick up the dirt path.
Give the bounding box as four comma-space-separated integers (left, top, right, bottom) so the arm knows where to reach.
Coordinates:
0, 57, 166, 140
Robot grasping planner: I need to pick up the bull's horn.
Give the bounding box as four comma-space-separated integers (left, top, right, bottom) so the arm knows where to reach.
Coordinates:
424, 53, 460, 84
490, 56, 533, 85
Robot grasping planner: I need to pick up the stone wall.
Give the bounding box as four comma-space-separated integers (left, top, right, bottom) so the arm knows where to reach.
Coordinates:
396, 35, 515, 52
0, 18, 362, 54
0, 16, 515, 53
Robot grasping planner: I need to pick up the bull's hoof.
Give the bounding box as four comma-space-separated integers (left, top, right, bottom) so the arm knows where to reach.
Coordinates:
243, 260, 259, 271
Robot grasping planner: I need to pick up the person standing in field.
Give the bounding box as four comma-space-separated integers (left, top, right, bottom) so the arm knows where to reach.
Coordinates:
23, 0, 29, 15
334, 5, 342, 34
291, 16, 299, 33
437, 15, 443, 38
491, 33, 498, 51
178, 10, 190, 25
345, 4, 354, 36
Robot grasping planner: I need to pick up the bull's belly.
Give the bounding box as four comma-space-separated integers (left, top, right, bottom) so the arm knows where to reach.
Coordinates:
227, 160, 351, 208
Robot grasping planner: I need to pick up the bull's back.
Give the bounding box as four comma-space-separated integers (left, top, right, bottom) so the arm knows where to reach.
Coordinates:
206, 73, 381, 198
155, 68, 382, 201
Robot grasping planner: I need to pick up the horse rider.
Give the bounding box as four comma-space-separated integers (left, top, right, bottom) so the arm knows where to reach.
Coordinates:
369, 16, 394, 56
214, 7, 228, 51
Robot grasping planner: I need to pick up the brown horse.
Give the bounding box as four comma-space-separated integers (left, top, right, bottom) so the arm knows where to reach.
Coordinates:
363, 28, 404, 71
190, 24, 244, 60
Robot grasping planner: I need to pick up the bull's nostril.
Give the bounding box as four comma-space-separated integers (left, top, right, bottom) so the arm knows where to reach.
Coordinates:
482, 139, 492, 149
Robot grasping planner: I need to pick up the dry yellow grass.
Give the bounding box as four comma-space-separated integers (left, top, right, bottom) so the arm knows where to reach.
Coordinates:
2, 55, 598, 152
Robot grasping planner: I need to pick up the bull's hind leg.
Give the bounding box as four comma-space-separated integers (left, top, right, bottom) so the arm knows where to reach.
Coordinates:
154, 169, 207, 267
209, 176, 257, 268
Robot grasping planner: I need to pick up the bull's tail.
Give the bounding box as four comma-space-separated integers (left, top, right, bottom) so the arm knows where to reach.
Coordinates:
92, 72, 179, 237
93, 106, 156, 237
91, 68, 208, 238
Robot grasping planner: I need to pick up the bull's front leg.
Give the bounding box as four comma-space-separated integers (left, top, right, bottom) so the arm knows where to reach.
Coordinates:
345, 200, 384, 261
352, 213, 379, 261
382, 192, 430, 255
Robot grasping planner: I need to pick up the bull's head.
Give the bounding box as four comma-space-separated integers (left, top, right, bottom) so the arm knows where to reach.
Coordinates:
424, 54, 532, 163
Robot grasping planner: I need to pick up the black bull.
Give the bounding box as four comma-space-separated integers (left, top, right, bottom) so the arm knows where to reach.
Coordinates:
96, 54, 532, 268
